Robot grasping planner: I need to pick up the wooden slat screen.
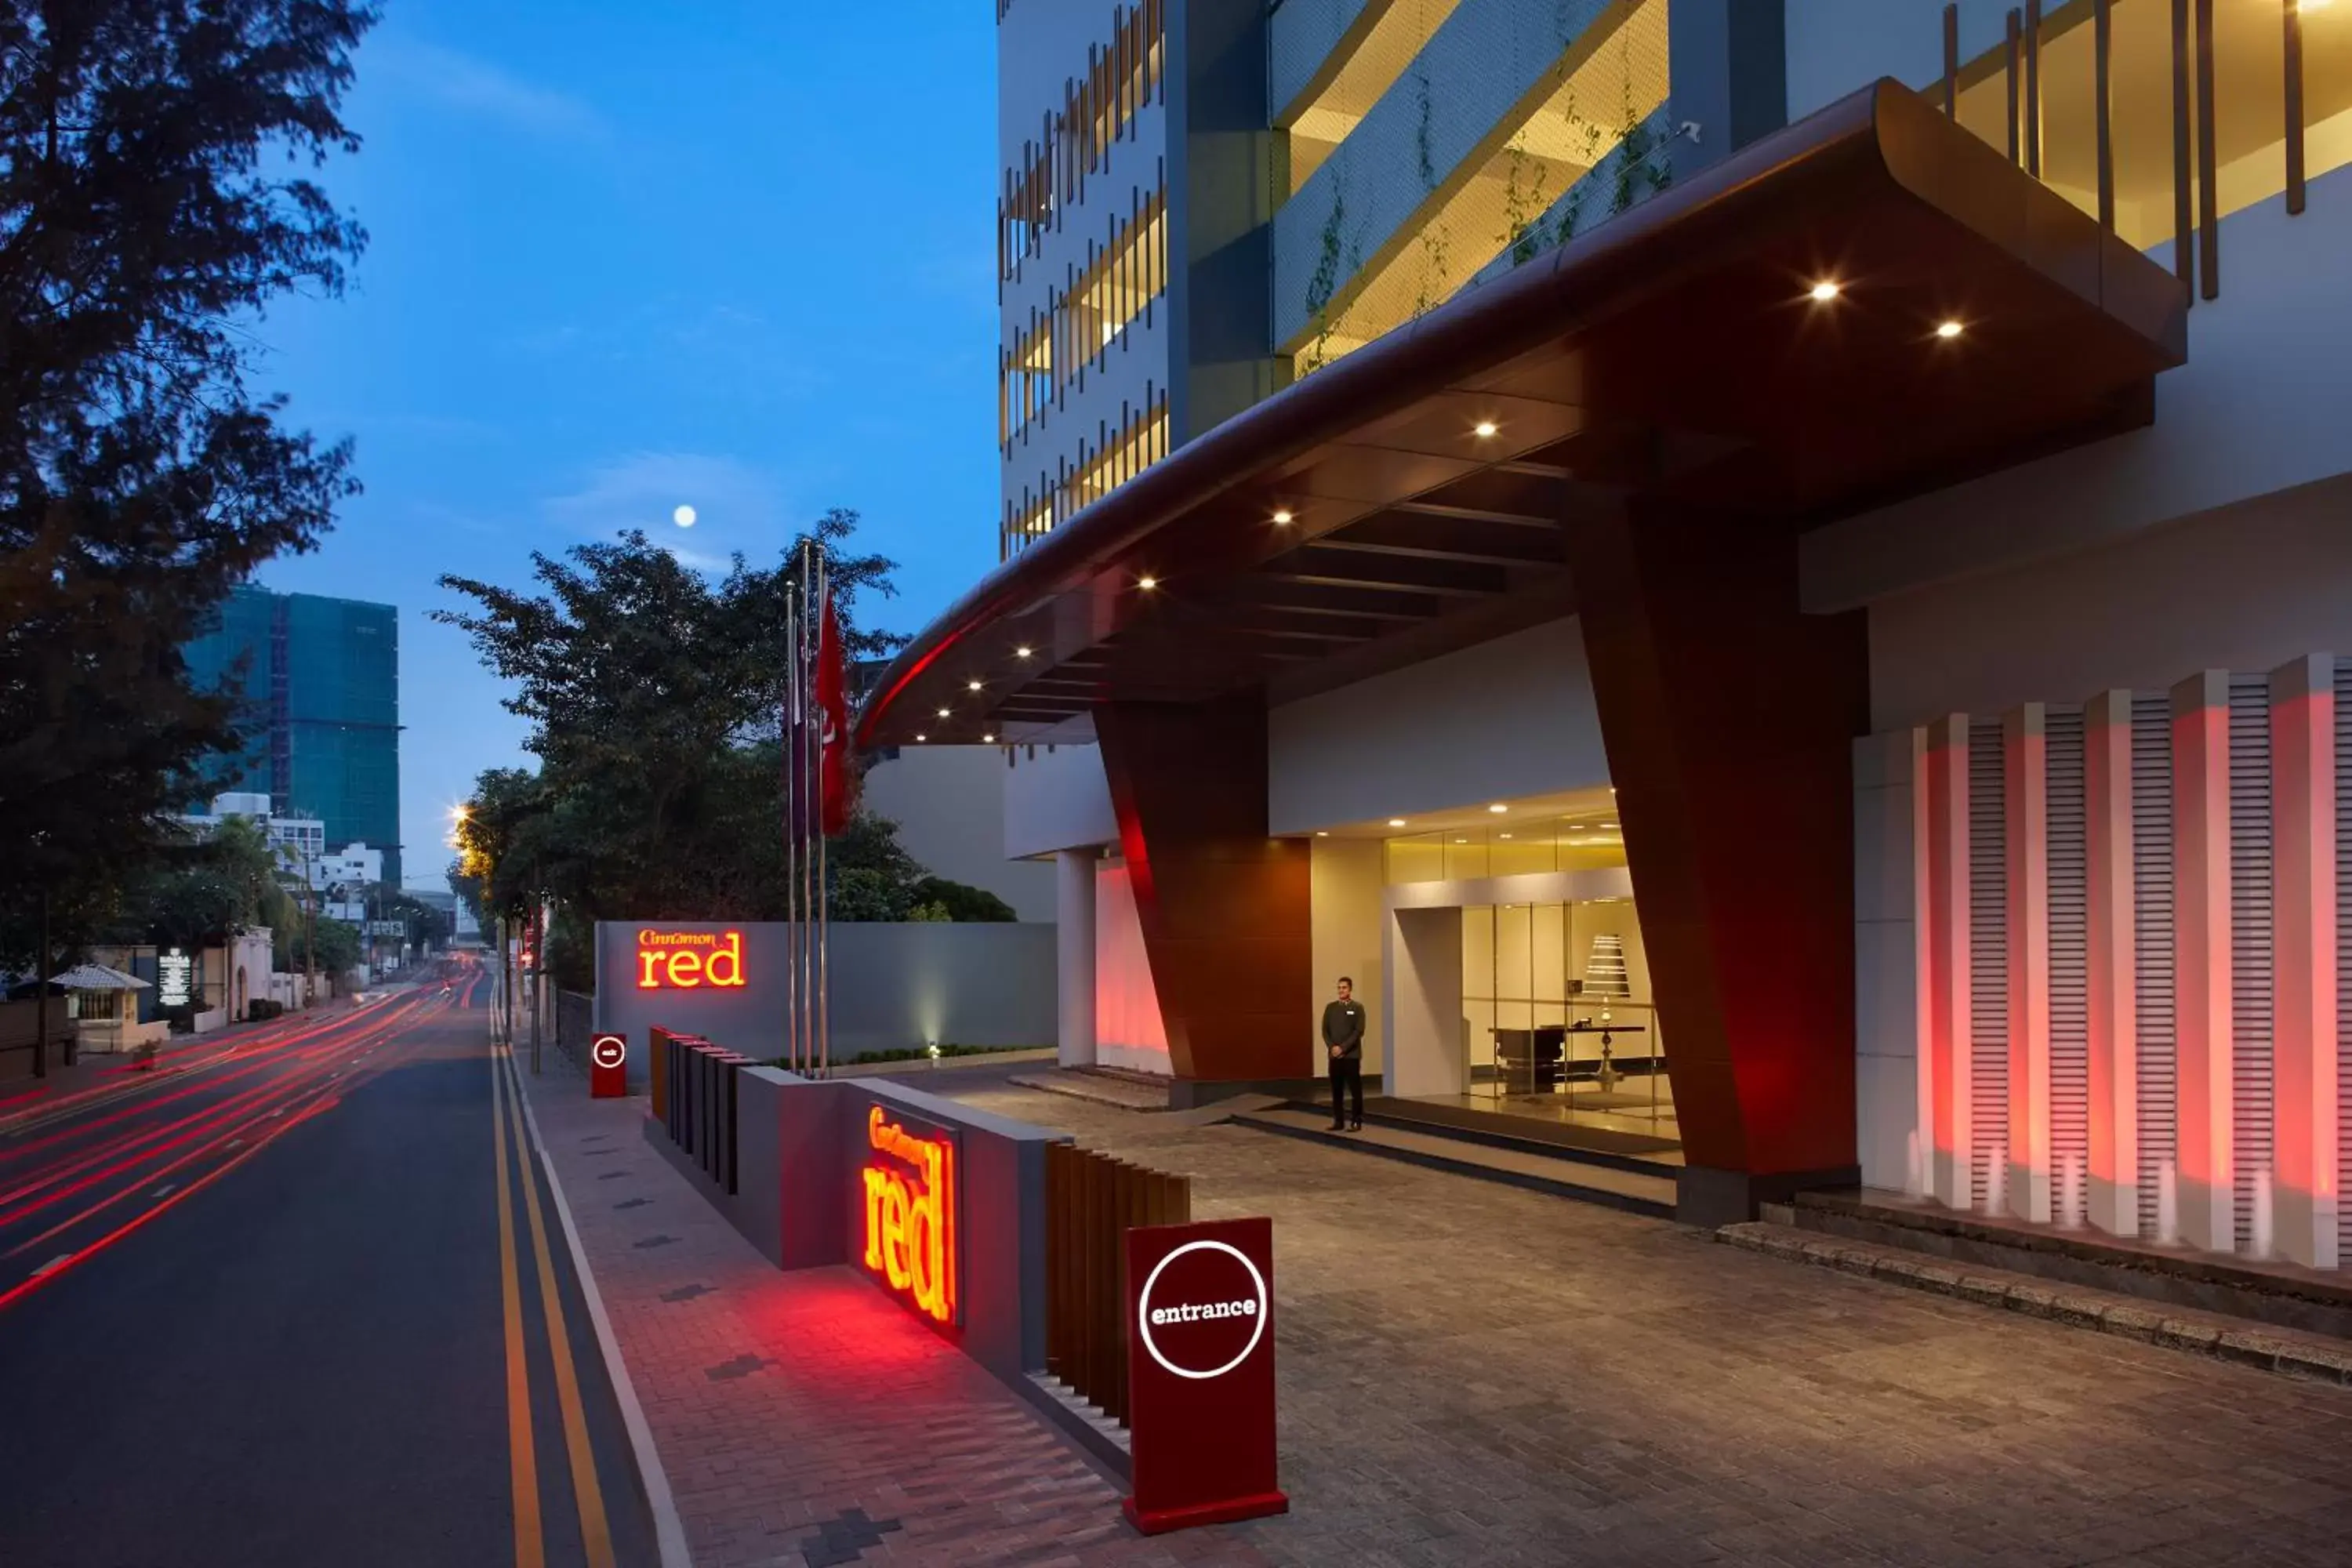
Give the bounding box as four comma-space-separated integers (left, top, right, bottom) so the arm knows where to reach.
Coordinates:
1044, 1141, 1191, 1425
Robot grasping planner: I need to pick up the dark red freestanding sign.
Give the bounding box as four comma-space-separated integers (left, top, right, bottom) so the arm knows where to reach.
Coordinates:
1123, 1216, 1287, 1535
589, 1033, 629, 1099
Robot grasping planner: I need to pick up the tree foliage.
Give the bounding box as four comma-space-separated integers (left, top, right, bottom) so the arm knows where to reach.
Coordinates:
441, 520, 1015, 980
0, 0, 375, 965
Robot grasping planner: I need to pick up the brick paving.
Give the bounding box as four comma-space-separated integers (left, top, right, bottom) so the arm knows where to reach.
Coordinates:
931, 1069, 2352, 1568
514, 1053, 1272, 1568
522, 1047, 2352, 1567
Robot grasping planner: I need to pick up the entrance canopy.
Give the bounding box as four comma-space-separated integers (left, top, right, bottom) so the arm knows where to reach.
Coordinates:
858, 79, 2185, 750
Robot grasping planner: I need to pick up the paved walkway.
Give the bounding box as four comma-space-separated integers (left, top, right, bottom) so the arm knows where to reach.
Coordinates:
928, 1068, 2352, 1568
514, 1054, 1272, 1568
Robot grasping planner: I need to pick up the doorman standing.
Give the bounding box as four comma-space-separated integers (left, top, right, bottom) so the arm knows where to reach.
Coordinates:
1323, 977, 1366, 1131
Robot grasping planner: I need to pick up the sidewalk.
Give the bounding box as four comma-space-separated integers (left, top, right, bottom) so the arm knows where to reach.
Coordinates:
512, 1051, 1277, 1568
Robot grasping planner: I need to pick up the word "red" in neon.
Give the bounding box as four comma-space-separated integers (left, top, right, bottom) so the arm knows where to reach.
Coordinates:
861, 1106, 955, 1324
634, 929, 746, 990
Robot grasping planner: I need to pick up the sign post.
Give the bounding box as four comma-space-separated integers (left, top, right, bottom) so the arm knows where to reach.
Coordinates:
1123, 1216, 1287, 1535
590, 1032, 629, 1098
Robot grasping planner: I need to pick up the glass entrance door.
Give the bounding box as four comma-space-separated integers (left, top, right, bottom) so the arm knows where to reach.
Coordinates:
1462, 898, 1672, 1137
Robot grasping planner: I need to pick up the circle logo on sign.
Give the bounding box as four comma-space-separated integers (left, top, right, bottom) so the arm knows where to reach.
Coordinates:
1136, 1240, 1269, 1381
590, 1034, 627, 1070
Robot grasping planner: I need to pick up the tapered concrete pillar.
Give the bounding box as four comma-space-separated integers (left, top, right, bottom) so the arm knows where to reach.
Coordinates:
1925, 715, 1973, 1212
2084, 691, 2140, 1239
1057, 848, 1098, 1069
2005, 705, 2053, 1224
2172, 671, 2235, 1254
2270, 655, 2339, 1269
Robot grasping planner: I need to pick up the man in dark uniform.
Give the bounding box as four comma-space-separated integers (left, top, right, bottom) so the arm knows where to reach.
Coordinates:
1322, 976, 1366, 1131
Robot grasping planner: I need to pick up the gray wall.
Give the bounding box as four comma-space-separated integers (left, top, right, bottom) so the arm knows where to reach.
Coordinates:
594, 921, 1058, 1078
651, 1064, 1063, 1388
860, 745, 1058, 921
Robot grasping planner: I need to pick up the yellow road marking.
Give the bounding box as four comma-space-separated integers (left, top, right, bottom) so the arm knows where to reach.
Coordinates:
492, 1044, 546, 1568
498, 1045, 617, 1568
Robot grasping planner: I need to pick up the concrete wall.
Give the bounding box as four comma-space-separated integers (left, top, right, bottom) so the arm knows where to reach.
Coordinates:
1005, 743, 1119, 858
1309, 837, 1385, 1079
861, 746, 1058, 921
1860, 478, 2352, 733
1851, 729, 1924, 1195
1268, 617, 1611, 833
652, 1063, 1064, 1390
595, 921, 1058, 1082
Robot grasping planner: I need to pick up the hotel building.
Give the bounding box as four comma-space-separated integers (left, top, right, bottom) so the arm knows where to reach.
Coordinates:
863, 0, 2352, 1269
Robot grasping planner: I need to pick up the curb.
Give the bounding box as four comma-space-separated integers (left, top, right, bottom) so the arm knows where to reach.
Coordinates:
1719, 1221, 2352, 1386
500, 1044, 696, 1568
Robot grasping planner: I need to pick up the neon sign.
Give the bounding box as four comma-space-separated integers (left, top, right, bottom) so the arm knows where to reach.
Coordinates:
860, 1106, 956, 1325
633, 928, 746, 990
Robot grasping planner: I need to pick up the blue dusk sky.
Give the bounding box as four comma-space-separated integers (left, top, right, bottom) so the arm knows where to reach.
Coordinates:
249, 2, 1000, 887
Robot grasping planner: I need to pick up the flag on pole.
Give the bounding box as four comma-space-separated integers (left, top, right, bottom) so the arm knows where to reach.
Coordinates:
815, 588, 854, 837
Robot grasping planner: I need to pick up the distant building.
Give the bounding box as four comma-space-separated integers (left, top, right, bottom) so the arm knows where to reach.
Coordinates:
183, 792, 326, 865
183, 585, 402, 885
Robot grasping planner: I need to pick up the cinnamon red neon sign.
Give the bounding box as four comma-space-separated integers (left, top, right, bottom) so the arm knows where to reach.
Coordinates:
860, 1106, 957, 1325
634, 928, 746, 991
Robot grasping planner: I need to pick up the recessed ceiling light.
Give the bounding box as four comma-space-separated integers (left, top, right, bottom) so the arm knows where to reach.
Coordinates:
1472, 420, 1499, 438
1487, 803, 1508, 814
967, 680, 982, 691
1388, 818, 1406, 828
914, 733, 927, 742
1455, 837, 1468, 844
1316, 829, 1329, 837
1138, 575, 1158, 590
1499, 833, 1513, 840
1936, 319, 1964, 339
982, 733, 996, 743
1272, 508, 1294, 525
1568, 822, 1587, 829
1809, 280, 1840, 303
1015, 645, 1033, 658
937, 707, 951, 719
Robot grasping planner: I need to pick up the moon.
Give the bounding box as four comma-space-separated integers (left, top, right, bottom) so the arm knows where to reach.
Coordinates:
673, 504, 698, 528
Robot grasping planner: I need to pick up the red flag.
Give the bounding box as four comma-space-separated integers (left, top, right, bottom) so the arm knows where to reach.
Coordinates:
815, 590, 854, 836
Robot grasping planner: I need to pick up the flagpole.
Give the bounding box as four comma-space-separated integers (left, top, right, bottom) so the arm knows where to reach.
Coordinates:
815, 546, 833, 1080
799, 540, 818, 1077
784, 587, 800, 1073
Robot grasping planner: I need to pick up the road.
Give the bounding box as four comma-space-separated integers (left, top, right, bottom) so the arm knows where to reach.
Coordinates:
0, 959, 657, 1568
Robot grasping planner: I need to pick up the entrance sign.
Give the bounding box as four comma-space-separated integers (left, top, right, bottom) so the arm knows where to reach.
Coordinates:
1123, 1216, 1287, 1535
590, 1033, 628, 1098
633, 928, 747, 991
859, 1105, 959, 1325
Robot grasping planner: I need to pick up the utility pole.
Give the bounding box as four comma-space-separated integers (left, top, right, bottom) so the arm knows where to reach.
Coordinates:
32, 886, 49, 1080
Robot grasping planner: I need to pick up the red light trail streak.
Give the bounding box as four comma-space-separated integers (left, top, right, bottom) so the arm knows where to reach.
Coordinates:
0, 980, 463, 1316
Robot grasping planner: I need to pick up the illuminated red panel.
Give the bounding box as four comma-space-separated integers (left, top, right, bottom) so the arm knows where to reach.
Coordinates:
859, 1107, 956, 1324
633, 929, 748, 991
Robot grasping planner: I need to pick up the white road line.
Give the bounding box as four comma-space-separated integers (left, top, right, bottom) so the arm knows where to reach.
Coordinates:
31, 1255, 71, 1278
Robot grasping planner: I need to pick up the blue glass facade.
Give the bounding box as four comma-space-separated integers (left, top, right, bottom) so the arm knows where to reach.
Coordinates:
183, 586, 403, 887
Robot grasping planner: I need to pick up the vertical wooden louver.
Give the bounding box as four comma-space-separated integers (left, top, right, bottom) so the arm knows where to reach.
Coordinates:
2132, 692, 2177, 1240
2229, 676, 2275, 1254
1971, 719, 2011, 1210
2047, 706, 2092, 1221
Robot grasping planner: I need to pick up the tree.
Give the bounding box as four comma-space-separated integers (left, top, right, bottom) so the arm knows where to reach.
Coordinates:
437, 517, 902, 925
0, 0, 376, 967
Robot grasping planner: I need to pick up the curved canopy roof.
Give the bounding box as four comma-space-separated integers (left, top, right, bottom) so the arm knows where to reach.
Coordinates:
858, 79, 2186, 750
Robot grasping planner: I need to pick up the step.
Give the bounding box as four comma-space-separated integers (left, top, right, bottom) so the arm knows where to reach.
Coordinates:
1233, 1106, 1677, 1218
1005, 1067, 1171, 1112
1778, 1188, 2352, 1343
1720, 1221, 2352, 1387
1348, 1096, 1683, 1177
